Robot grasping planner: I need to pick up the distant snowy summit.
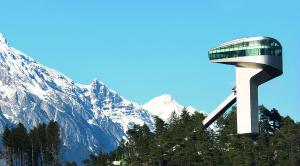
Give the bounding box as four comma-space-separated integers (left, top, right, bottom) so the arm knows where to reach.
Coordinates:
0, 33, 204, 163
143, 94, 201, 122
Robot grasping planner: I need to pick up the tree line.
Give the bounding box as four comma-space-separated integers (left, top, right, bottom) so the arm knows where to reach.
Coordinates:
83, 106, 300, 166
2, 120, 60, 166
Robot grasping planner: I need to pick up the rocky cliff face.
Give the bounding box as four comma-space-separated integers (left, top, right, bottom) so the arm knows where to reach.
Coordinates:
0, 33, 155, 162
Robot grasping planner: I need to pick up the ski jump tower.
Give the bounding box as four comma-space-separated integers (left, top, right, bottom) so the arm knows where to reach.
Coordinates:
203, 37, 283, 134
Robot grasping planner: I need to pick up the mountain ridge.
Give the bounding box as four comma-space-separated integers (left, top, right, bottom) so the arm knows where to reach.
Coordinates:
0, 33, 202, 163
0, 33, 155, 163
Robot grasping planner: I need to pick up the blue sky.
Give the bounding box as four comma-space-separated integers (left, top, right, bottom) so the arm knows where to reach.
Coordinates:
0, 0, 299, 121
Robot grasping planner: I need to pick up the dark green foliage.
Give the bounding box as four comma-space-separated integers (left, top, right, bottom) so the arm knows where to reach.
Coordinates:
82, 153, 110, 166
82, 105, 300, 166
1, 120, 61, 165
65, 161, 78, 166
216, 106, 300, 166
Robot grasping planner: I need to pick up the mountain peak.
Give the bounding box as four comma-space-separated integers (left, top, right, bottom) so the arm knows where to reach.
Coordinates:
91, 79, 106, 86
92, 79, 101, 86
142, 94, 197, 121
91, 79, 106, 91
149, 94, 174, 104
142, 94, 179, 111
0, 33, 8, 45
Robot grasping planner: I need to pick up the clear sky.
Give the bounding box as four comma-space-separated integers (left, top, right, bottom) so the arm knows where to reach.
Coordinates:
0, 0, 299, 121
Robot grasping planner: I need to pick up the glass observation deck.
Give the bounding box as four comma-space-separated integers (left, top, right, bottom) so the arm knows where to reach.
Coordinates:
208, 37, 282, 60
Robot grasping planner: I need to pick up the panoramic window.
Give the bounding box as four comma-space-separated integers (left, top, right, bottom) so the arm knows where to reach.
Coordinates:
209, 38, 282, 60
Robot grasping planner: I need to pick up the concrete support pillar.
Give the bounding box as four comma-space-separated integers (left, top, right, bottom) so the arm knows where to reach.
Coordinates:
236, 67, 262, 134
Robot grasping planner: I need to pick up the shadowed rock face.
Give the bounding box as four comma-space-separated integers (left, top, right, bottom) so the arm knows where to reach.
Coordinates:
0, 33, 155, 163
0, 34, 8, 45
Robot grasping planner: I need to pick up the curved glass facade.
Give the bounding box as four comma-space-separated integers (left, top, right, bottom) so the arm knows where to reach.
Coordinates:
209, 38, 282, 60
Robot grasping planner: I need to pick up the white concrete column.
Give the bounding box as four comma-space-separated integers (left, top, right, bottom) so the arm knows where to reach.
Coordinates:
236, 67, 262, 134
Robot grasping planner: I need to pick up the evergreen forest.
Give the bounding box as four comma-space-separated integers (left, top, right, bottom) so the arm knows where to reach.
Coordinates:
83, 106, 300, 166
1, 121, 60, 166
1, 106, 299, 166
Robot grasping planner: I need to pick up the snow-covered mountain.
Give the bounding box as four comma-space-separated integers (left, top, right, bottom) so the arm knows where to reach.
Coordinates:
0, 33, 205, 164
0, 33, 155, 163
142, 94, 200, 122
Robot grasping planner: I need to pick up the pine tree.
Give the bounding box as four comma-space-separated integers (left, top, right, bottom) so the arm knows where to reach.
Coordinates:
150, 116, 167, 165
2, 126, 13, 165
47, 120, 60, 165
154, 116, 166, 135
11, 123, 29, 165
